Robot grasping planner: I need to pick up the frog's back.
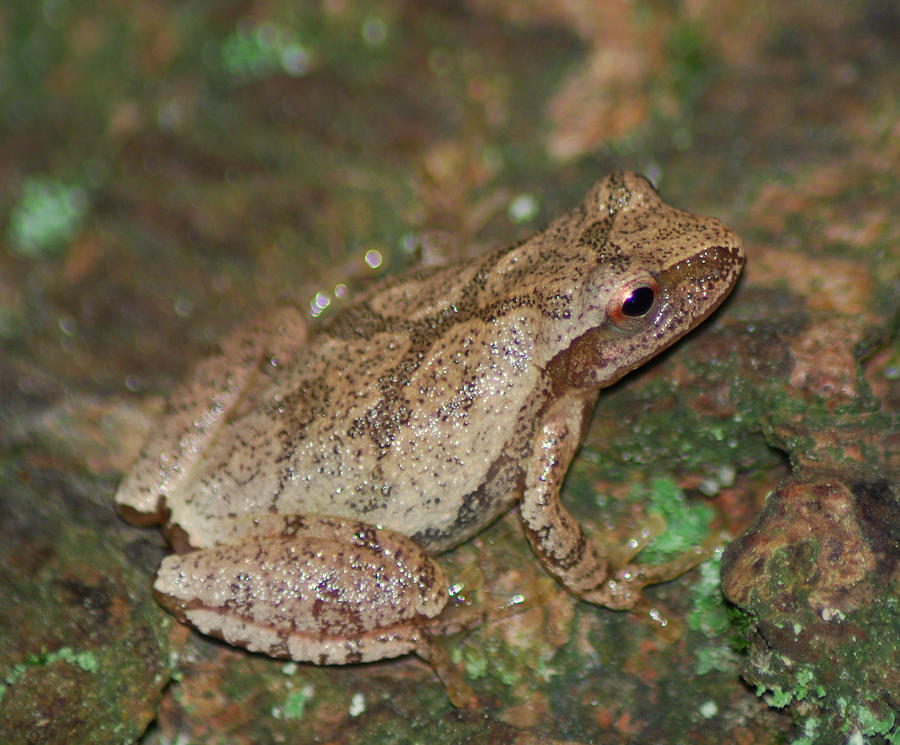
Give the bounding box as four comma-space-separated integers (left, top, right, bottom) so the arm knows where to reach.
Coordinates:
177, 244, 573, 551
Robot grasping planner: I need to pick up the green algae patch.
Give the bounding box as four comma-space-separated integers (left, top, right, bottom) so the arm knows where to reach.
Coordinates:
636, 477, 716, 564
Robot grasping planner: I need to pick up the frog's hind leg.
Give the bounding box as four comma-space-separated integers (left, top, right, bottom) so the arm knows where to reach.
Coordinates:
153, 514, 476, 705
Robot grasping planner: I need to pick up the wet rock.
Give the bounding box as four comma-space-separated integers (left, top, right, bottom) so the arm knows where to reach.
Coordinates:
722, 474, 899, 744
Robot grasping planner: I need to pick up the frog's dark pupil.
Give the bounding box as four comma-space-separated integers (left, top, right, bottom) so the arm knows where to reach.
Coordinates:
622, 286, 655, 317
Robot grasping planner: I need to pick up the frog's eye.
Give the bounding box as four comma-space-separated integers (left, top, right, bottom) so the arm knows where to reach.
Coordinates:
607, 277, 660, 330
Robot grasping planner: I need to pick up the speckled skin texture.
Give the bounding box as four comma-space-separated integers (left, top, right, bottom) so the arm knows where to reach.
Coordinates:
115, 172, 744, 689
154, 515, 448, 663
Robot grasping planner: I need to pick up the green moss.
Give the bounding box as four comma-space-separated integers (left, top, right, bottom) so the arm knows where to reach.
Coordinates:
663, 22, 718, 111
687, 556, 734, 639
745, 596, 900, 744
635, 477, 715, 563
220, 23, 313, 82
854, 705, 895, 738
6, 177, 90, 257
1, 647, 101, 702
450, 619, 555, 699
587, 374, 777, 481
280, 684, 315, 720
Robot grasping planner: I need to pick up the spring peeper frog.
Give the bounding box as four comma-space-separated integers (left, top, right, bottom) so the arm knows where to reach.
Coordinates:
116, 172, 744, 704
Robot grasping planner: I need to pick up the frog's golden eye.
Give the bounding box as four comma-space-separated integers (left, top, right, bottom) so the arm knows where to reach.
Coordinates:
607, 277, 659, 330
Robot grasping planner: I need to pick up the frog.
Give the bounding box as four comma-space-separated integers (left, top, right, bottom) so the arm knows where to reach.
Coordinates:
115, 172, 744, 705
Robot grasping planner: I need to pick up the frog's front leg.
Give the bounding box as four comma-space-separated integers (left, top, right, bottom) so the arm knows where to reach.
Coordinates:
153, 514, 476, 707
519, 394, 705, 611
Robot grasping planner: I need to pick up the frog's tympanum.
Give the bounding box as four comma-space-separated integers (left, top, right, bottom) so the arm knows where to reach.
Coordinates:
116, 172, 744, 704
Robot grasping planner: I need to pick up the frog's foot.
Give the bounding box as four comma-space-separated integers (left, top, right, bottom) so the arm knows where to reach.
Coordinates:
415, 634, 478, 709
603, 512, 667, 567
416, 584, 521, 708
580, 527, 720, 612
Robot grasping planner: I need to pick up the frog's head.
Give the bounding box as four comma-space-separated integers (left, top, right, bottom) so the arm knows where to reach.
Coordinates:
546, 172, 745, 392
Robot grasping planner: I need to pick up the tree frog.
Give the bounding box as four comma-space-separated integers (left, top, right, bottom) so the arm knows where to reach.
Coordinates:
116, 172, 744, 704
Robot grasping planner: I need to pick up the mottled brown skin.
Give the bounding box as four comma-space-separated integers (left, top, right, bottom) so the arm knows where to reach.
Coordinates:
116, 172, 744, 705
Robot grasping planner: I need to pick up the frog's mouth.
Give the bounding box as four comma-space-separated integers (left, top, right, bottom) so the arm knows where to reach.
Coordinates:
657, 240, 746, 331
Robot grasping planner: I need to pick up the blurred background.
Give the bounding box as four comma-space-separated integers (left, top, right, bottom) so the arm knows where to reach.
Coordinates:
1, 2, 897, 744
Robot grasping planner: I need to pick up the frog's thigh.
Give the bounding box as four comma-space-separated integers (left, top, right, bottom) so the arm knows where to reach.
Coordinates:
115, 305, 308, 520
154, 515, 449, 665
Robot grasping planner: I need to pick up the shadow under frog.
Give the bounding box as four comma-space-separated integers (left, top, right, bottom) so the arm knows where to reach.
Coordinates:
115, 172, 745, 706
